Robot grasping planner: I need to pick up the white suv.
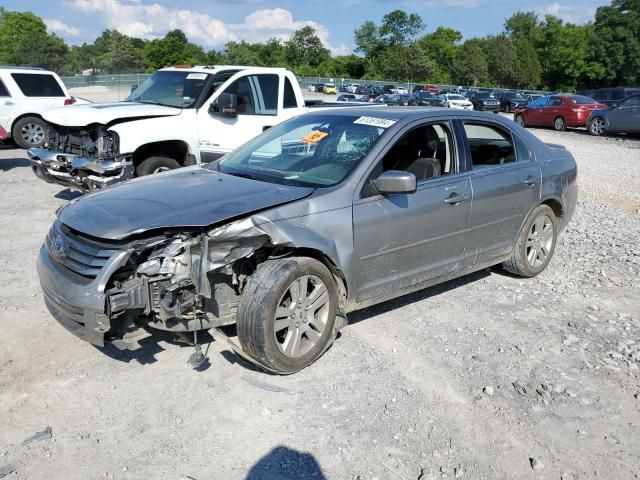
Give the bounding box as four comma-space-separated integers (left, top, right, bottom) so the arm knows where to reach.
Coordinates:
0, 66, 76, 149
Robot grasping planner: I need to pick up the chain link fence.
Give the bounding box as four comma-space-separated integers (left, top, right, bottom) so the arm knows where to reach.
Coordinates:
60, 73, 546, 96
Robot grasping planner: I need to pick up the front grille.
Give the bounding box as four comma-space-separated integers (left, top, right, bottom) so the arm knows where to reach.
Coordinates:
46, 223, 118, 279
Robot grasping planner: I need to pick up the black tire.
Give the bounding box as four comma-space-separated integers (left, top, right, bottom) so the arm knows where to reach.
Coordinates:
237, 257, 338, 374
135, 156, 180, 177
503, 204, 557, 278
12, 116, 47, 149
553, 116, 566, 131
515, 114, 526, 127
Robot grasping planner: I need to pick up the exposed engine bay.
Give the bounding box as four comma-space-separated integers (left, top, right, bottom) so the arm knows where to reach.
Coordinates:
46, 123, 120, 160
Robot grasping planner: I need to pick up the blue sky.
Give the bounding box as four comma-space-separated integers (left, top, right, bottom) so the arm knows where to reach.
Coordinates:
4, 0, 610, 54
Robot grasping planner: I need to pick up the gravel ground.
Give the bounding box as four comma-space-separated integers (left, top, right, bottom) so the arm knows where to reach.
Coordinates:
0, 125, 639, 480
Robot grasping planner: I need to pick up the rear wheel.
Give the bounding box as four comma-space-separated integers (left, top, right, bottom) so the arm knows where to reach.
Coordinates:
12, 116, 47, 149
503, 204, 557, 277
515, 114, 526, 127
553, 116, 566, 131
589, 117, 606, 136
135, 156, 180, 177
237, 257, 338, 374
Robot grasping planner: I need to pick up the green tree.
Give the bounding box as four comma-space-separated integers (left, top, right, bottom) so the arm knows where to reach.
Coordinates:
0, 8, 69, 71
591, 0, 640, 86
378, 10, 425, 46
142, 29, 206, 70
513, 36, 541, 88
284, 26, 330, 69
453, 40, 488, 86
504, 11, 541, 40
418, 27, 462, 83
481, 35, 518, 86
354, 20, 383, 59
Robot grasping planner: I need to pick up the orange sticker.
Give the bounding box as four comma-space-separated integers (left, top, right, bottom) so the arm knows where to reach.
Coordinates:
301, 131, 329, 143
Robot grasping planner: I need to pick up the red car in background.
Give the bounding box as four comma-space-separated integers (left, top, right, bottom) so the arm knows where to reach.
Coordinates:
513, 94, 607, 131
412, 84, 441, 95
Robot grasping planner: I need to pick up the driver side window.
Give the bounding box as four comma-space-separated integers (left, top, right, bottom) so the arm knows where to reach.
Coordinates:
362, 122, 454, 197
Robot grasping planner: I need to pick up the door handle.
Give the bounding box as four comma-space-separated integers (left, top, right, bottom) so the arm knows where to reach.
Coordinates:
444, 193, 467, 205
524, 176, 537, 187
4, 100, 13, 106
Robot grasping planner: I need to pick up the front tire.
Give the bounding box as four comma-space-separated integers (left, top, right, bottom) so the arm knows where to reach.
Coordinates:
589, 117, 606, 136
12, 116, 47, 149
237, 257, 338, 374
515, 114, 526, 127
503, 204, 557, 277
135, 156, 180, 177
553, 116, 566, 131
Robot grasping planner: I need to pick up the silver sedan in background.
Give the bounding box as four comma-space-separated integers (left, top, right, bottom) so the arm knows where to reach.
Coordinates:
37, 108, 577, 373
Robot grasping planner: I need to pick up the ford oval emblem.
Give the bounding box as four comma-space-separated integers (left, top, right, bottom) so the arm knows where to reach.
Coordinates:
50, 232, 66, 259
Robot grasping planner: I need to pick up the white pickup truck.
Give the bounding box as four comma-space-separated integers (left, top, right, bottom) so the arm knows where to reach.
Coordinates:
28, 65, 353, 191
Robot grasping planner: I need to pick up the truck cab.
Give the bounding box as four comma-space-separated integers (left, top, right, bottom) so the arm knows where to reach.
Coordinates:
28, 65, 309, 191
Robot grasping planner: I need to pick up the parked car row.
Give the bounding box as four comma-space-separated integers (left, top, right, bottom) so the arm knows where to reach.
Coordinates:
513, 93, 640, 136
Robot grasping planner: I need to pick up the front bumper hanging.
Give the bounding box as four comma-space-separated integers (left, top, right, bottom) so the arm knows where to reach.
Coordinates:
28, 147, 134, 191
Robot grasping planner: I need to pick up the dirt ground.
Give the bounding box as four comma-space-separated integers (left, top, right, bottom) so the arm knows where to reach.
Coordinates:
0, 127, 639, 480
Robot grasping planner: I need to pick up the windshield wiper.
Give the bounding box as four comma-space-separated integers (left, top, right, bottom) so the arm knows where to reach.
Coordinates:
222, 170, 262, 182
137, 100, 181, 108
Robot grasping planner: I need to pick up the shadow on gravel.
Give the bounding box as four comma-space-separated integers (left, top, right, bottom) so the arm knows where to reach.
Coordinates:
245, 446, 326, 480
348, 268, 492, 325
0, 157, 30, 171
54, 189, 83, 200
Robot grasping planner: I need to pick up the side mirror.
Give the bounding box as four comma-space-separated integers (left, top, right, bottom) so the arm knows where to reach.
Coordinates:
209, 92, 238, 118
372, 170, 416, 195
130, 84, 138, 93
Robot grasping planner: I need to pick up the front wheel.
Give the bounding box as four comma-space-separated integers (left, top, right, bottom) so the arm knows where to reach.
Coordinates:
237, 257, 338, 374
515, 114, 526, 127
589, 117, 606, 136
135, 156, 180, 177
503, 204, 557, 277
553, 116, 566, 131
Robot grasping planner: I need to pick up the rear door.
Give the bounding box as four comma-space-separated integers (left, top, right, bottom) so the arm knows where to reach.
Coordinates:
9, 72, 68, 115
459, 120, 541, 265
540, 96, 564, 126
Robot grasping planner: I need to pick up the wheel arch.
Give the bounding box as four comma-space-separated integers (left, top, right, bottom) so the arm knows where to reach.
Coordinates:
132, 140, 195, 169
265, 246, 349, 307
9, 112, 45, 136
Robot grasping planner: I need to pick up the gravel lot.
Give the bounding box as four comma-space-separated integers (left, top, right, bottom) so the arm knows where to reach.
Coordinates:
0, 124, 639, 480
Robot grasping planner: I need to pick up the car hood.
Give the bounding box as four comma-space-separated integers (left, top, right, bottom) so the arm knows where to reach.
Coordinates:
58, 166, 314, 240
42, 102, 182, 127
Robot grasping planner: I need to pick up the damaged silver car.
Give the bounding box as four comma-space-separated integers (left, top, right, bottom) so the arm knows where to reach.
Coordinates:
37, 108, 577, 373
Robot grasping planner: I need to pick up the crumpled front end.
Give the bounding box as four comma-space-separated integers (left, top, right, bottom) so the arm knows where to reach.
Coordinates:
38, 218, 287, 350
28, 124, 132, 191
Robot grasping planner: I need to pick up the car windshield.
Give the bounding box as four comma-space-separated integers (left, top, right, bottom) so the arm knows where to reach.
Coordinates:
570, 95, 598, 104
448, 95, 465, 100
477, 93, 495, 99
210, 114, 389, 188
127, 70, 210, 108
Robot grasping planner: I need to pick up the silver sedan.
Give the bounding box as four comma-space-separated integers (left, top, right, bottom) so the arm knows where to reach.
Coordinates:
37, 108, 578, 373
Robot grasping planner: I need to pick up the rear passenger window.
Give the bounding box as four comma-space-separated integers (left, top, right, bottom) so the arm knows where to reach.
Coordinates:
463, 123, 517, 169
11, 73, 65, 97
0, 80, 9, 97
283, 77, 298, 108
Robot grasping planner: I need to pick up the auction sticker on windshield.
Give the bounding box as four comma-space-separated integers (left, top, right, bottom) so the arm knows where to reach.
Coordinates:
302, 131, 329, 143
186, 73, 207, 80
353, 116, 397, 128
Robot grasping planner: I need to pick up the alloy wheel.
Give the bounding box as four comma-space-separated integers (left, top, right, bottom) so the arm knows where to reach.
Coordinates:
590, 118, 606, 136
526, 214, 554, 268
554, 117, 565, 131
153, 166, 171, 173
21, 123, 45, 146
273, 274, 330, 358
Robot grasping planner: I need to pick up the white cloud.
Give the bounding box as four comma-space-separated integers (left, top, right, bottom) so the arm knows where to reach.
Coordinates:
540, 3, 597, 24
44, 18, 80, 36
65, 0, 349, 54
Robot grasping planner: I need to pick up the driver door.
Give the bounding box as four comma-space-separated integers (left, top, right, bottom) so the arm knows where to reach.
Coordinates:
607, 96, 640, 131
351, 121, 472, 302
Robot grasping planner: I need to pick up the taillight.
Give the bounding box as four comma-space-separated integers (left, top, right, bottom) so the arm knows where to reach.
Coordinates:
64, 97, 76, 106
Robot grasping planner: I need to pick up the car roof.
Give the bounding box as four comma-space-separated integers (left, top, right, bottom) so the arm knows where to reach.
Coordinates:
159, 65, 288, 74
0, 66, 54, 73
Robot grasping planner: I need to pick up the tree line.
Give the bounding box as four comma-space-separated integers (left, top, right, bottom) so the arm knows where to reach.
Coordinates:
0, 0, 638, 91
